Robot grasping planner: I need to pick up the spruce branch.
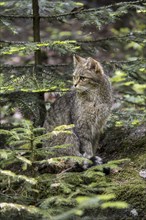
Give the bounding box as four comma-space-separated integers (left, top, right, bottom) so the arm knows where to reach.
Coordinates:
1, 30, 146, 48
0, 58, 146, 70
0, 169, 37, 184
0, 40, 79, 55
0, 0, 145, 20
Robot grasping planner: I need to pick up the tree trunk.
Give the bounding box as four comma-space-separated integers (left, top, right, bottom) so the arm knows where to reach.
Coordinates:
32, 0, 46, 126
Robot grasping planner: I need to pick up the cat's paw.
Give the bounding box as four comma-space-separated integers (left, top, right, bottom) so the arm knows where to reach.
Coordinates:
89, 156, 110, 175
81, 156, 102, 170
90, 156, 103, 165
68, 156, 110, 175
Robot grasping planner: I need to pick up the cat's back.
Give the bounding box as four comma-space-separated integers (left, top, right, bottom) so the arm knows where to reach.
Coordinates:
44, 91, 75, 131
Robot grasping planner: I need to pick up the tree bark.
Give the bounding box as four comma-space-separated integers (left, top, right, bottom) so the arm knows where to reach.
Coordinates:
32, 0, 46, 126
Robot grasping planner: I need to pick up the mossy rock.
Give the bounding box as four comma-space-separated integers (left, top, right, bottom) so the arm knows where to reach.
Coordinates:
111, 156, 146, 219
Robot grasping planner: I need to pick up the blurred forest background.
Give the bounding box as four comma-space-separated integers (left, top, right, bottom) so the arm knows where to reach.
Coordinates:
0, 0, 146, 220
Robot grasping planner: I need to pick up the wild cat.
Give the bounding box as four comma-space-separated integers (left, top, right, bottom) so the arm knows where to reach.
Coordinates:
43, 55, 112, 163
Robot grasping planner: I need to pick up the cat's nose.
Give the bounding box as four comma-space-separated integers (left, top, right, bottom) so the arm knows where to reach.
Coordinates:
72, 85, 76, 89
73, 79, 79, 88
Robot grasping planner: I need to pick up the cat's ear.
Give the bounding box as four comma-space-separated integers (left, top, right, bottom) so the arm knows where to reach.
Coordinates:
86, 57, 104, 74
73, 54, 86, 67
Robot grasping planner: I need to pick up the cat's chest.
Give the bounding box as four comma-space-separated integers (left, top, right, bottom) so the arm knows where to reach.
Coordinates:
74, 99, 99, 122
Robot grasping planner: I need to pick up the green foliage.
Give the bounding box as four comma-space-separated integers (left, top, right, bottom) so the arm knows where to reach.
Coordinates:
0, 119, 129, 219
0, 0, 146, 219
0, 203, 40, 215
0, 120, 75, 167
53, 194, 128, 220
1, 0, 146, 126
76, 2, 145, 29
1, 40, 80, 55
0, 169, 37, 185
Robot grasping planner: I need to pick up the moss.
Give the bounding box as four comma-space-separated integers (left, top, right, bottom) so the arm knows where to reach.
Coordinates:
132, 153, 146, 169
110, 155, 146, 217
1, 131, 146, 220
83, 166, 105, 182
116, 183, 146, 215
59, 172, 83, 186
34, 149, 146, 219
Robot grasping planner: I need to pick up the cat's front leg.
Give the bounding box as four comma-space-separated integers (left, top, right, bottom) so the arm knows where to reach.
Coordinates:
82, 142, 94, 159
64, 131, 82, 157
75, 128, 94, 158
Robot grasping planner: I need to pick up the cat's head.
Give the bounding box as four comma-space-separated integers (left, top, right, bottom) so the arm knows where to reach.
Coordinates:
73, 55, 104, 92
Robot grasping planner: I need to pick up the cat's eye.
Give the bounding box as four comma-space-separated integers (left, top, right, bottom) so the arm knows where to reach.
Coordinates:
80, 76, 86, 81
